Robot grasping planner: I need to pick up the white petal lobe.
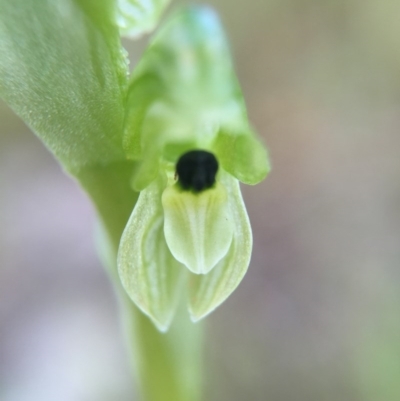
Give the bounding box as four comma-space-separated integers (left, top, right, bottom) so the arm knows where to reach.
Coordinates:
188, 173, 253, 321
162, 183, 233, 275
118, 177, 186, 332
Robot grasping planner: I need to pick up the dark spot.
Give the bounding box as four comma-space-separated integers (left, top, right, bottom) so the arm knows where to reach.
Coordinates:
176, 150, 218, 193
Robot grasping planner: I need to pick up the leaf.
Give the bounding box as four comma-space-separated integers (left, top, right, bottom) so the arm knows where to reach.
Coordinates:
0, 0, 128, 172
188, 172, 253, 321
117, 0, 171, 38
118, 175, 186, 331
162, 182, 233, 275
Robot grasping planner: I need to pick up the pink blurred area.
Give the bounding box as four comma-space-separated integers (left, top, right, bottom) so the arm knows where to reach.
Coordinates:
1, 0, 400, 400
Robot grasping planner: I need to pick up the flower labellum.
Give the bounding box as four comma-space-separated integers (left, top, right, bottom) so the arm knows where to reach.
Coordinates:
117, 6, 270, 331
163, 150, 234, 275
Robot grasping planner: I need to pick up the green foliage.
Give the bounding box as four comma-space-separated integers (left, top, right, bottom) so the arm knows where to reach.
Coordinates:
0, 0, 127, 172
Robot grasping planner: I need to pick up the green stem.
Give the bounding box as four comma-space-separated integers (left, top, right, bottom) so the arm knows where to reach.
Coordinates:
75, 161, 203, 401
124, 299, 203, 401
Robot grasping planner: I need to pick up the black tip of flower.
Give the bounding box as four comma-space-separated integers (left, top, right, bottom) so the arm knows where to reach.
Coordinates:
176, 150, 218, 193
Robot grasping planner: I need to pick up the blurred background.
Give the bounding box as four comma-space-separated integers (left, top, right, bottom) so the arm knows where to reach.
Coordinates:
1, 0, 400, 400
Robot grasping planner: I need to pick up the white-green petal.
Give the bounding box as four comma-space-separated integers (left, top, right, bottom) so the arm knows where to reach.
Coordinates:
188, 173, 252, 321
162, 183, 233, 275
131, 149, 161, 191
118, 176, 186, 332
117, 0, 171, 38
214, 130, 271, 185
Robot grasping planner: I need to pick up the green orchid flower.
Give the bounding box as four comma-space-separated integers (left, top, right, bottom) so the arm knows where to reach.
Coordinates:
117, 6, 270, 331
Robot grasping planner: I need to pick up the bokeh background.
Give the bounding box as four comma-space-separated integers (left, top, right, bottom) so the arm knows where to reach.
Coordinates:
1, 0, 400, 400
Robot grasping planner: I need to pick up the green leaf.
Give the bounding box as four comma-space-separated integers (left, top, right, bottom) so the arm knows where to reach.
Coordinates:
0, 0, 128, 172
118, 175, 187, 331
162, 182, 233, 275
117, 0, 171, 38
188, 172, 252, 321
